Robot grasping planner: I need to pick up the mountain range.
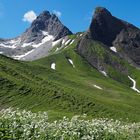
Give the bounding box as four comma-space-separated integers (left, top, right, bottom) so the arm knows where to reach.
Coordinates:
0, 11, 72, 60
0, 7, 140, 122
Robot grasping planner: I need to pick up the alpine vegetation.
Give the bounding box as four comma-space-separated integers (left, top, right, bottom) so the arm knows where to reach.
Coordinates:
1, 4, 140, 140
0, 108, 140, 140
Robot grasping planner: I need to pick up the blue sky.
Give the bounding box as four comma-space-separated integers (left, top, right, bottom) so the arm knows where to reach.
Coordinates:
0, 0, 140, 38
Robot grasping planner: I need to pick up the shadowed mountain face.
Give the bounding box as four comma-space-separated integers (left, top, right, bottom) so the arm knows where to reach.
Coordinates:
77, 7, 140, 74
89, 7, 140, 65
89, 7, 126, 46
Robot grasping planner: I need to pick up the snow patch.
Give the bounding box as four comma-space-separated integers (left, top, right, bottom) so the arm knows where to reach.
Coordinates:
42, 31, 49, 36
21, 32, 54, 48
110, 46, 117, 53
68, 59, 75, 68
55, 48, 59, 52
100, 70, 107, 77
52, 38, 62, 47
9, 39, 18, 44
65, 39, 71, 46
32, 34, 54, 48
51, 63, 56, 70
128, 76, 140, 93
0, 51, 3, 54
0, 38, 21, 49
70, 40, 75, 45
22, 42, 33, 48
8, 38, 21, 45
64, 46, 69, 49
93, 85, 102, 90
0, 43, 17, 49
13, 49, 35, 60
62, 39, 66, 45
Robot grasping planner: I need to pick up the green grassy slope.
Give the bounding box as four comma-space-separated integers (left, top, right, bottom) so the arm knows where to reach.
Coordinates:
0, 34, 140, 122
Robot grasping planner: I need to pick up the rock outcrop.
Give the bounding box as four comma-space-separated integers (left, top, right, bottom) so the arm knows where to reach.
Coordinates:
87, 7, 140, 65
77, 7, 140, 75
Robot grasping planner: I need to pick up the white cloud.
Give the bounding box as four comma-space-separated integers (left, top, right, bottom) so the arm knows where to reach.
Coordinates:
53, 10, 62, 18
23, 10, 37, 23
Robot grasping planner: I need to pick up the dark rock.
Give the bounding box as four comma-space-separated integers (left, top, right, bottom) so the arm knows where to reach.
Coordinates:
77, 34, 128, 74
89, 7, 127, 46
78, 6, 140, 70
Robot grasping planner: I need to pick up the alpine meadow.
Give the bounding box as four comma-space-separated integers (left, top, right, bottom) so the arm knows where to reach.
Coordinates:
0, 2, 140, 140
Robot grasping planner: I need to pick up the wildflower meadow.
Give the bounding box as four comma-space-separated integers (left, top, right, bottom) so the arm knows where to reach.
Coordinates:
0, 108, 140, 140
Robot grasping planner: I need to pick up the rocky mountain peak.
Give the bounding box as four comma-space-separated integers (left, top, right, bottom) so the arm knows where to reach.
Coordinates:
77, 6, 140, 79
21, 10, 72, 43
93, 7, 112, 18
31, 10, 59, 29
89, 7, 126, 46
39, 10, 51, 17
0, 10, 72, 60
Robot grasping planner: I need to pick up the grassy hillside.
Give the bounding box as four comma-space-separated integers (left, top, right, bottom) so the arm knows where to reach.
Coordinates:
0, 34, 140, 122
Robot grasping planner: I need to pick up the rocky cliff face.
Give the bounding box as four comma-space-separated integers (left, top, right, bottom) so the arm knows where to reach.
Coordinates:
76, 7, 140, 84
87, 7, 140, 66
77, 7, 140, 76
88, 7, 126, 46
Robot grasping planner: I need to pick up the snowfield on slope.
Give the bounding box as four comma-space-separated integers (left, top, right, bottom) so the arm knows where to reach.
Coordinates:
51, 63, 56, 70
69, 40, 75, 45
13, 49, 35, 60
32, 34, 54, 48
128, 76, 140, 93
110, 46, 117, 53
0, 38, 20, 49
21, 31, 54, 48
100, 70, 107, 77
68, 59, 75, 68
62, 38, 67, 45
0, 31, 65, 61
93, 85, 102, 90
55, 48, 59, 52
65, 39, 71, 46
14, 40, 54, 61
52, 38, 62, 47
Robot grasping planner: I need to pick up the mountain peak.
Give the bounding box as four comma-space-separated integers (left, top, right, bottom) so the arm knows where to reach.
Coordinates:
94, 7, 112, 18
78, 6, 140, 70
40, 10, 51, 16
89, 7, 126, 46
38, 11, 58, 20
32, 11, 51, 25
21, 10, 72, 43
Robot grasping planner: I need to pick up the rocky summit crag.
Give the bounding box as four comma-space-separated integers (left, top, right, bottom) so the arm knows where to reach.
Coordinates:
77, 7, 140, 78
21, 11, 72, 44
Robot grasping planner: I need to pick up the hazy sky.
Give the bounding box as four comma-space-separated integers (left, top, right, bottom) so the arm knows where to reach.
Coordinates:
0, 0, 140, 38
